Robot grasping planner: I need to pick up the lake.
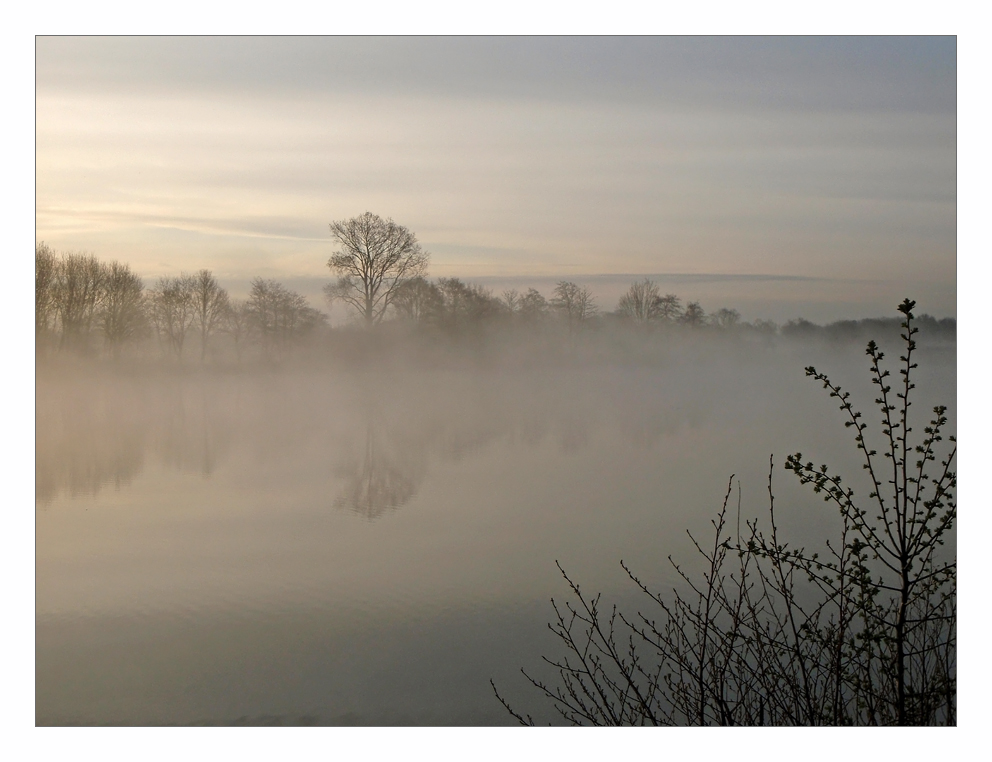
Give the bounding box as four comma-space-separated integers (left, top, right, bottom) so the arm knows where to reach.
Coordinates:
35, 330, 956, 725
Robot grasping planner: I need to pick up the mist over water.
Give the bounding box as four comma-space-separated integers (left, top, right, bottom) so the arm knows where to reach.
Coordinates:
30, 35, 959, 728
36, 322, 955, 725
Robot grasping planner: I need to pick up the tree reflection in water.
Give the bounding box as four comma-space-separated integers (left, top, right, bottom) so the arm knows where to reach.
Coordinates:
37, 364, 705, 514
334, 409, 427, 520
35, 370, 234, 504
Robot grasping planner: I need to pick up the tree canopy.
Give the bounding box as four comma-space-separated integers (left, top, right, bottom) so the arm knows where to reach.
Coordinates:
325, 212, 429, 326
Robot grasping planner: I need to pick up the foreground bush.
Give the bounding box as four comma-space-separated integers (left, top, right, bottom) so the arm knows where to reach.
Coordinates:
494, 299, 955, 725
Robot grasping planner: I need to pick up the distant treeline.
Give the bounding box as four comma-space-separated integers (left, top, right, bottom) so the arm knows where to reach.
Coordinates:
35, 244, 955, 363
778, 314, 956, 342
36, 243, 326, 362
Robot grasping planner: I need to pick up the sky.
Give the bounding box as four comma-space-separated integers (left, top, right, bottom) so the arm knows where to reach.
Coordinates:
35, 36, 956, 321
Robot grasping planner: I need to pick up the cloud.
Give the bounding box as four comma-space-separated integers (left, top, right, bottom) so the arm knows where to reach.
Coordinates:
34, 37, 956, 317
37, 37, 955, 114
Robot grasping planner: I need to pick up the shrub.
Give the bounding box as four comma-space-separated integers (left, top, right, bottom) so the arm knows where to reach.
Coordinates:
493, 299, 955, 726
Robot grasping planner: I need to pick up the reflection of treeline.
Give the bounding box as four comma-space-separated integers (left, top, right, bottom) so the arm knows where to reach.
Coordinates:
36, 243, 326, 362
36, 367, 239, 503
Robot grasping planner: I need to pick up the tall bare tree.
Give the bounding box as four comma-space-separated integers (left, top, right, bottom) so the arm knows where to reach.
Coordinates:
191, 269, 231, 363
617, 278, 662, 324
325, 212, 429, 327
551, 281, 597, 329
99, 261, 148, 359
36, 243, 58, 345
54, 252, 105, 351
149, 274, 196, 359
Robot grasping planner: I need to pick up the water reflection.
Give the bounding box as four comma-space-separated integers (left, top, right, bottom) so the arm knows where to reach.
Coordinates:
330, 382, 509, 519
36, 422, 146, 503
36, 370, 235, 503
153, 384, 233, 477
36, 344, 956, 726
36, 365, 716, 510
334, 413, 427, 520
36, 370, 149, 503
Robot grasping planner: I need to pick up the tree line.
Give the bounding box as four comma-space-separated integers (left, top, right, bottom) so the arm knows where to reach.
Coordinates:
33, 246, 764, 365
322, 213, 736, 332
36, 212, 954, 362
323, 213, 953, 339
36, 243, 325, 362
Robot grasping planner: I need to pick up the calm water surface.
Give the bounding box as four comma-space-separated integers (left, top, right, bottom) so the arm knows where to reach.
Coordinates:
36, 337, 955, 725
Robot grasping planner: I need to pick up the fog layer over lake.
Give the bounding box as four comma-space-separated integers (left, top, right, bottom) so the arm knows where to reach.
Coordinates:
36, 330, 955, 725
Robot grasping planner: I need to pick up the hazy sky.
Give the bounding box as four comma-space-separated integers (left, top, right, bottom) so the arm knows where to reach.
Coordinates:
35, 36, 956, 319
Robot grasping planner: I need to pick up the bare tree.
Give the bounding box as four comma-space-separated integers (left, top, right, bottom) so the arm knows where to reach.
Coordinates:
518, 288, 550, 323
99, 261, 148, 359
191, 269, 231, 363
247, 278, 325, 357
617, 279, 662, 324
551, 281, 597, 329
656, 293, 683, 322
712, 307, 741, 330
679, 301, 707, 327
751, 318, 778, 335
434, 278, 503, 329
325, 212, 429, 327
223, 298, 253, 363
36, 243, 58, 346
501, 289, 520, 314
149, 274, 196, 360
391, 276, 442, 323
55, 252, 105, 351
